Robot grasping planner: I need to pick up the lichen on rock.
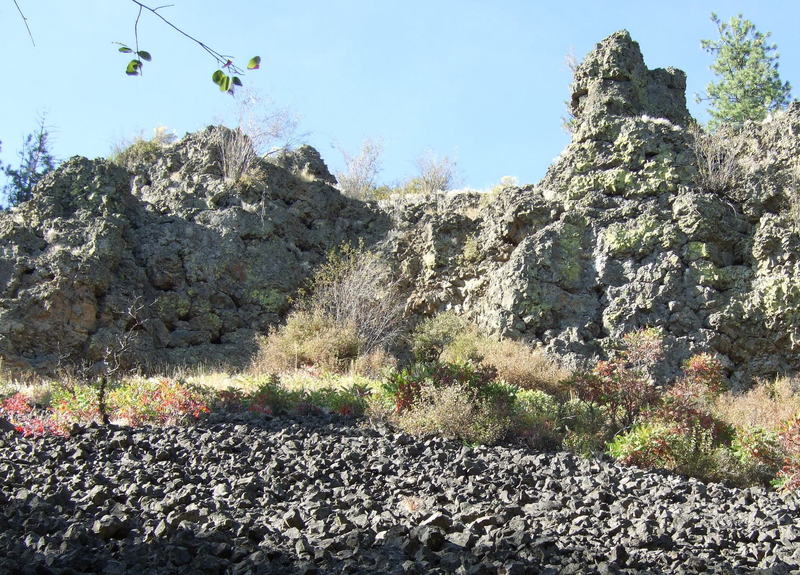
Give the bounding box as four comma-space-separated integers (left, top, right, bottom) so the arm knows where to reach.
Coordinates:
1, 30, 799, 386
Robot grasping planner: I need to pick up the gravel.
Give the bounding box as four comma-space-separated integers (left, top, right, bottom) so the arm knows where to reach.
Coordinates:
2, 412, 800, 574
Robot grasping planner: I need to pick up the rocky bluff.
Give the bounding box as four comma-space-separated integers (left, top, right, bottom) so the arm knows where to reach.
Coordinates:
1, 30, 798, 385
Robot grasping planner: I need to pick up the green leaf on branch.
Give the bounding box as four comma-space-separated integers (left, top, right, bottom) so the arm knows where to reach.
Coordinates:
118, 46, 133, 54
232, 76, 242, 87
137, 51, 152, 62
247, 56, 261, 70
212, 70, 232, 91
126, 59, 143, 76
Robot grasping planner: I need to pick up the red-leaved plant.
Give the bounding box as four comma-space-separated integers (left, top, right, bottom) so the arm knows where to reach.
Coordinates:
656, 353, 728, 437
777, 415, 800, 491
572, 328, 664, 430
1, 392, 68, 437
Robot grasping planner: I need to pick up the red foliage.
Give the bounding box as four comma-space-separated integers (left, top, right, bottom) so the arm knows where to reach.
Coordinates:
572, 358, 660, 430
655, 354, 727, 438
682, 353, 725, 394
151, 379, 209, 422
15, 417, 69, 438
2, 393, 34, 416
778, 415, 800, 491
2, 393, 69, 437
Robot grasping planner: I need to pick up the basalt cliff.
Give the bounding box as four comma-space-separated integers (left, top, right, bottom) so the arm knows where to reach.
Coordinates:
1, 30, 799, 386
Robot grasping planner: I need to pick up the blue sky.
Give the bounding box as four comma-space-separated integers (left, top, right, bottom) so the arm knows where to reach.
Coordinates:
1, 1, 798, 193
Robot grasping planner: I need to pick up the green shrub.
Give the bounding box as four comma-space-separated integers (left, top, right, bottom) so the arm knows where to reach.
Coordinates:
608, 421, 719, 479
608, 422, 676, 468
410, 312, 472, 362
242, 375, 299, 414
513, 389, 565, 449
728, 426, 786, 486
394, 381, 513, 445
381, 361, 499, 413
515, 389, 560, 422
305, 383, 370, 417
382, 361, 515, 445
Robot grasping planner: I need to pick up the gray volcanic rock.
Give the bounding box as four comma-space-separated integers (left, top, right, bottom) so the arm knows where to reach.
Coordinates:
1, 31, 799, 385
0, 128, 387, 371
1, 415, 799, 573
569, 30, 690, 126
377, 32, 800, 384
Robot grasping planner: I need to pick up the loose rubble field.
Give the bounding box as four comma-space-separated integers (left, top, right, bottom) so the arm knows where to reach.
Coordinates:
2, 413, 799, 574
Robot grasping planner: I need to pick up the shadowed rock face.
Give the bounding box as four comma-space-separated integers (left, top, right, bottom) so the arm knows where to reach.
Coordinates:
0, 129, 388, 371
1, 31, 799, 385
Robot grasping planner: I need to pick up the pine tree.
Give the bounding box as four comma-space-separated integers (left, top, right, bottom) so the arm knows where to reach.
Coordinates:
700, 13, 792, 128
3, 117, 56, 207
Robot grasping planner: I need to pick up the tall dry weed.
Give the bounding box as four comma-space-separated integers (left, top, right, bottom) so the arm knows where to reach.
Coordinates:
714, 376, 800, 432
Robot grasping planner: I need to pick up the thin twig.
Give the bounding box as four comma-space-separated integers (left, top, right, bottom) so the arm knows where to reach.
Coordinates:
134, 3, 143, 57
12, 0, 35, 46
129, 0, 243, 74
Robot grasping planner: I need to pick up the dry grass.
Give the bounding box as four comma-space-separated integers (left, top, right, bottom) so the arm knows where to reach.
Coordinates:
351, 348, 397, 379
714, 376, 800, 432
0, 361, 58, 405
688, 123, 746, 193
397, 495, 427, 516
249, 310, 361, 375
212, 126, 259, 183
414, 312, 568, 396
180, 370, 239, 392
481, 339, 569, 396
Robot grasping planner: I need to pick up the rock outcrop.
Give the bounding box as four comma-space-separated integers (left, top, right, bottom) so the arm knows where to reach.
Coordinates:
0, 130, 387, 370
1, 31, 799, 385
379, 31, 800, 385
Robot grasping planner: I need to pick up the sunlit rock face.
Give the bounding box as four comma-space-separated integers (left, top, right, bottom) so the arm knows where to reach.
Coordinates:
2, 32, 799, 386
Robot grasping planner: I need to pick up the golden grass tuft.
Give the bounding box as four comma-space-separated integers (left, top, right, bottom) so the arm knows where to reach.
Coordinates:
714, 376, 800, 432
481, 339, 570, 396
249, 310, 360, 375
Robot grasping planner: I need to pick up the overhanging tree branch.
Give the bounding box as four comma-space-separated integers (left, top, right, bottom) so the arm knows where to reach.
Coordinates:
10, 0, 260, 93
129, 0, 243, 74
12, 0, 34, 46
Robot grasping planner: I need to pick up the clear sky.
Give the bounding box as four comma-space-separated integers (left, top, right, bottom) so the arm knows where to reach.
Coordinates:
1, 1, 798, 194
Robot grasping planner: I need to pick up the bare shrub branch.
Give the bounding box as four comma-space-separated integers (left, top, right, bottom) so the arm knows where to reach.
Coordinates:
336, 139, 383, 200
414, 151, 458, 194
213, 90, 301, 183
234, 88, 300, 156
212, 126, 258, 183
306, 244, 404, 355
689, 123, 746, 192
